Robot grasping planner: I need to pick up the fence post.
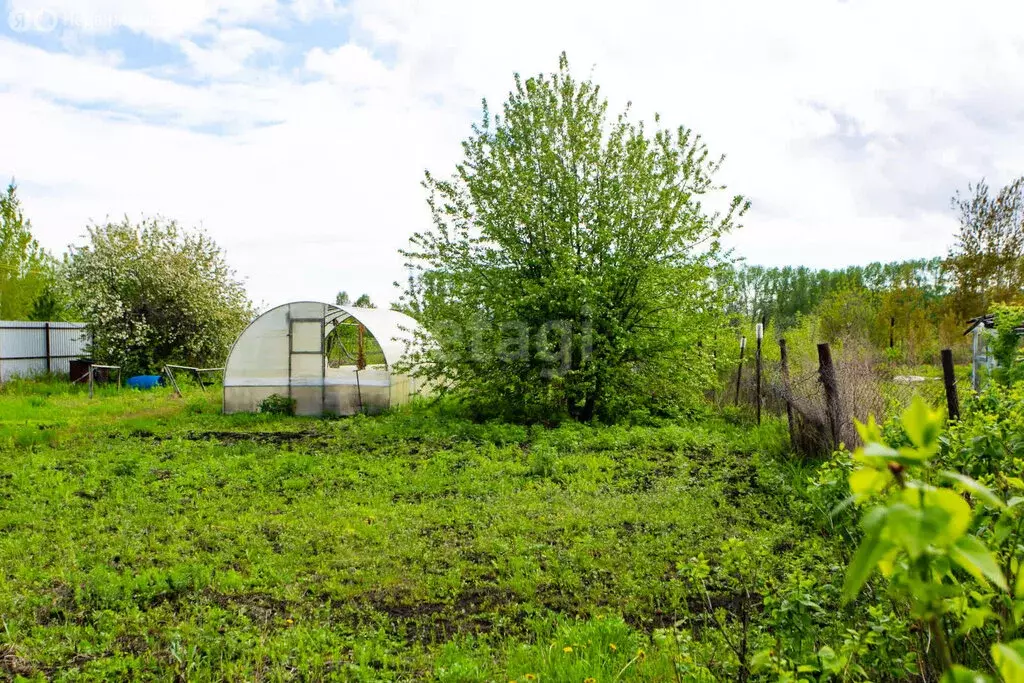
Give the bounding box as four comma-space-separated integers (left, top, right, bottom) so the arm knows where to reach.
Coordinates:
44, 322, 52, 374
755, 324, 763, 425
972, 326, 982, 392
941, 349, 960, 421
734, 336, 746, 406
817, 343, 841, 450
779, 338, 795, 447
889, 316, 895, 350
88, 365, 94, 399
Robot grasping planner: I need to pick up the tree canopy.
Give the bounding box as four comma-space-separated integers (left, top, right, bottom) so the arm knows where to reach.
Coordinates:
336, 291, 375, 308
64, 218, 254, 374
400, 54, 746, 423
947, 177, 1024, 318
0, 182, 58, 320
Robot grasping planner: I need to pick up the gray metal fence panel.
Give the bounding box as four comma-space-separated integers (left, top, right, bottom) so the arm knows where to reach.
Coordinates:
0, 321, 91, 382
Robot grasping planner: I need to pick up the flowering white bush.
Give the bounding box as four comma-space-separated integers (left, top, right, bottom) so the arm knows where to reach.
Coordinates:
64, 218, 254, 374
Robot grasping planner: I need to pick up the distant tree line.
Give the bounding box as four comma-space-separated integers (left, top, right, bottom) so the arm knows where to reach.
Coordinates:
722, 175, 1024, 363
726, 258, 950, 330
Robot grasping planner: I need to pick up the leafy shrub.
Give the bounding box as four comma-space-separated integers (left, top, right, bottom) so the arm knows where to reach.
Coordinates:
990, 304, 1024, 384
63, 218, 254, 375
258, 394, 295, 416
527, 443, 559, 478
839, 396, 1024, 680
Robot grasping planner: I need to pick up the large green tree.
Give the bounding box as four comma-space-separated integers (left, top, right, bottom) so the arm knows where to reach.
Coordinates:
400, 55, 747, 422
948, 177, 1024, 318
65, 218, 254, 374
0, 181, 55, 319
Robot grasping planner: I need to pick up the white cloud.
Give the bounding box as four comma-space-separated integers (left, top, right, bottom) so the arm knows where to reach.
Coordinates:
7, 0, 281, 39
180, 27, 283, 79
304, 43, 391, 89
2, 0, 1024, 310
288, 0, 347, 23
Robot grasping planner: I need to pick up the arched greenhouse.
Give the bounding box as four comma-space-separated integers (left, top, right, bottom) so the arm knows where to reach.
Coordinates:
223, 301, 424, 416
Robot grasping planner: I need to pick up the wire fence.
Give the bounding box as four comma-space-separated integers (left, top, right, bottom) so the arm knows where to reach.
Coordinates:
722, 336, 961, 456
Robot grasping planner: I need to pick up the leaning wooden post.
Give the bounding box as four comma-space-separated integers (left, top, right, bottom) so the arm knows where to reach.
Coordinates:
734, 336, 747, 406
817, 343, 841, 449
88, 364, 94, 399
779, 338, 795, 447
941, 349, 960, 421
755, 323, 763, 425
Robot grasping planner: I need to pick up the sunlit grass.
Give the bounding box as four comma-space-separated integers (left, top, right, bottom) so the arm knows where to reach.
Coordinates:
0, 380, 835, 680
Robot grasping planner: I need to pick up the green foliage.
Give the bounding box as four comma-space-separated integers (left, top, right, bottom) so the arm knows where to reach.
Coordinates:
64, 218, 254, 375
324, 320, 386, 367
840, 395, 1024, 679
258, 393, 295, 415
401, 53, 746, 423
817, 287, 881, 345
0, 383, 847, 680
728, 258, 949, 330
988, 304, 1024, 384
335, 291, 375, 308
948, 177, 1024, 319
0, 181, 61, 319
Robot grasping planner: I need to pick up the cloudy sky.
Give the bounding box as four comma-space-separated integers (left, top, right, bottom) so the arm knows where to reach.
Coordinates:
2, 0, 1022, 308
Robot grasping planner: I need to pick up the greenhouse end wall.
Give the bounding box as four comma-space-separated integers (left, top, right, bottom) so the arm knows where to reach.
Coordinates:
222, 301, 423, 416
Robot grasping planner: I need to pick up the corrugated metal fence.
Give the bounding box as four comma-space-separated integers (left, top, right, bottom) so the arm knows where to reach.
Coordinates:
0, 321, 91, 382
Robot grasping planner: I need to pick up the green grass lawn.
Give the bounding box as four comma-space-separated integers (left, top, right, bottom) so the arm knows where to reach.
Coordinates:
0, 383, 843, 681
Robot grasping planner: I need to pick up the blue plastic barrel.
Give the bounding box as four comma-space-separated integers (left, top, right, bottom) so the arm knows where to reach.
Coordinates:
126, 375, 163, 390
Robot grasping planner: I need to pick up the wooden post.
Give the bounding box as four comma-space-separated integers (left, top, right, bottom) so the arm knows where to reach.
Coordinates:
779, 338, 795, 447
817, 343, 841, 449
357, 324, 367, 371
44, 322, 52, 374
734, 336, 746, 406
755, 324, 763, 425
889, 316, 895, 350
971, 327, 983, 392
88, 365, 94, 399
941, 349, 960, 421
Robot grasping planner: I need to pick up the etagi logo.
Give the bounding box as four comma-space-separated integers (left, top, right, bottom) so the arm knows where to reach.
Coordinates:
8, 8, 120, 33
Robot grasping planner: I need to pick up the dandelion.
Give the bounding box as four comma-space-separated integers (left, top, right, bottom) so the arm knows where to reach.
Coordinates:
524, 676, 536, 681
637, 649, 646, 661
596, 614, 605, 620
563, 646, 573, 653
584, 678, 596, 683
609, 643, 617, 652
285, 618, 294, 625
